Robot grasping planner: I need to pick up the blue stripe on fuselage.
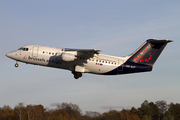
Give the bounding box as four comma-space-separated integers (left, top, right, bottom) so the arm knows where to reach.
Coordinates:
103, 61, 152, 75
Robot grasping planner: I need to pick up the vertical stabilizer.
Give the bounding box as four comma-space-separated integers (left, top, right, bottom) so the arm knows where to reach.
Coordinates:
128, 39, 172, 66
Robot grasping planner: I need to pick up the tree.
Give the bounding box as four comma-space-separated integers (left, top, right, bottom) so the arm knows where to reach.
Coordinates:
26, 104, 35, 120
54, 110, 69, 120
119, 108, 140, 120
0, 100, 179, 120
0, 105, 15, 120
139, 100, 153, 119
14, 103, 26, 120
155, 100, 168, 120
162, 111, 173, 120
149, 102, 160, 120
101, 110, 120, 120
142, 115, 151, 120
26, 104, 45, 120
57, 102, 82, 119
168, 103, 180, 120
129, 107, 140, 120
155, 100, 168, 115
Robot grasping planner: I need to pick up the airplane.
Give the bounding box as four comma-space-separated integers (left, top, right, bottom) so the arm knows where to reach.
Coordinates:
6, 39, 172, 79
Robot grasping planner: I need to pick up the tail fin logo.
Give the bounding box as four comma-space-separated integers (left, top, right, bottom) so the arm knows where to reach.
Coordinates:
134, 44, 152, 62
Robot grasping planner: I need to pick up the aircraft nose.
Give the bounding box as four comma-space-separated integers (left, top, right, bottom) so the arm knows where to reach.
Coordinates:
5, 52, 12, 58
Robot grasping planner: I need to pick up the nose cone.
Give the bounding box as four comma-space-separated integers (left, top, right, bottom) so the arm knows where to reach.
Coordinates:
6, 52, 12, 58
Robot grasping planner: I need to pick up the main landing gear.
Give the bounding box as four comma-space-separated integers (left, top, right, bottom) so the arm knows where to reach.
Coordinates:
15, 61, 19, 67
72, 71, 82, 79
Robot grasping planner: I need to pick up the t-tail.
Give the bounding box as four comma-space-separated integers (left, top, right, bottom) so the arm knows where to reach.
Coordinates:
121, 39, 173, 74
104, 39, 172, 75
128, 39, 173, 66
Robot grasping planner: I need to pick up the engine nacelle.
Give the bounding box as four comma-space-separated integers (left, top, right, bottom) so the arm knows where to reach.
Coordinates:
61, 53, 75, 61
55, 52, 76, 62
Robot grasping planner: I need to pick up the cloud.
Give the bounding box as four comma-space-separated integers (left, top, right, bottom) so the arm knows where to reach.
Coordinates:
50, 102, 61, 107
100, 106, 133, 110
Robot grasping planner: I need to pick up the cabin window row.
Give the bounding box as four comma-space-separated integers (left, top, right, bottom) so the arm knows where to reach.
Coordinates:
43, 51, 55, 55
91, 59, 116, 65
96, 60, 116, 65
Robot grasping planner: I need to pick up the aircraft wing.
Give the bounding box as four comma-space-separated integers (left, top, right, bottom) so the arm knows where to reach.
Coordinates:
65, 48, 101, 58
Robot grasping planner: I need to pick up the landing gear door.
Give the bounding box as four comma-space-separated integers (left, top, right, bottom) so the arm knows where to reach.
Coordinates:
32, 46, 39, 57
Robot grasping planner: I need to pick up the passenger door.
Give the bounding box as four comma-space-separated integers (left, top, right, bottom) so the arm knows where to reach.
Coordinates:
32, 46, 39, 57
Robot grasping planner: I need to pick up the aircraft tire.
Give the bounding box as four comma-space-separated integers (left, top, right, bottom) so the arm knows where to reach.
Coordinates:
74, 75, 79, 79
77, 72, 82, 77
15, 63, 19, 67
72, 71, 82, 79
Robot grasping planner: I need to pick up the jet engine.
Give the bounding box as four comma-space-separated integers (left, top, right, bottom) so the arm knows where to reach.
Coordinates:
56, 53, 76, 62
61, 53, 76, 61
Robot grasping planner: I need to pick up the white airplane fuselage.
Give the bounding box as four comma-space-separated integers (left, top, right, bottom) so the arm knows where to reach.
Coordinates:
6, 39, 172, 79
6, 45, 127, 73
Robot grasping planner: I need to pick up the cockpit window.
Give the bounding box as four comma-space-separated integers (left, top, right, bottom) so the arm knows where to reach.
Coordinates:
18, 47, 28, 51
18, 47, 23, 50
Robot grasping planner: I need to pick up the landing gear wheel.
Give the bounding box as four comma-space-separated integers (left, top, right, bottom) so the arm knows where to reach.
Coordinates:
15, 63, 19, 67
77, 72, 82, 78
72, 71, 82, 79
74, 75, 79, 79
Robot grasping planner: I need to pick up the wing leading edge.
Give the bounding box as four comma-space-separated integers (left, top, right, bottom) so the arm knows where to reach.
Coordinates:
65, 48, 101, 59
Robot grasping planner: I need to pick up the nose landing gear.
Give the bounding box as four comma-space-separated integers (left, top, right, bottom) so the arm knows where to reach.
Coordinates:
15, 61, 19, 67
72, 71, 82, 79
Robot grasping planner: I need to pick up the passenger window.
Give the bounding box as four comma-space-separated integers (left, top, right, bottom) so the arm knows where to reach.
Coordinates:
49, 52, 51, 55
52, 53, 54, 55
26, 48, 28, 51
43, 51, 45, 53
96, 60, 98, 62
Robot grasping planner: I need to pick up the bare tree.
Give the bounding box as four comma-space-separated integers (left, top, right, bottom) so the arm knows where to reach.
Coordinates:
14, 102, 26, 120
155, 100, 168, 114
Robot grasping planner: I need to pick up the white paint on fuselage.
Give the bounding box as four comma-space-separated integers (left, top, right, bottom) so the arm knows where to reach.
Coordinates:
6, 45, 130, 74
